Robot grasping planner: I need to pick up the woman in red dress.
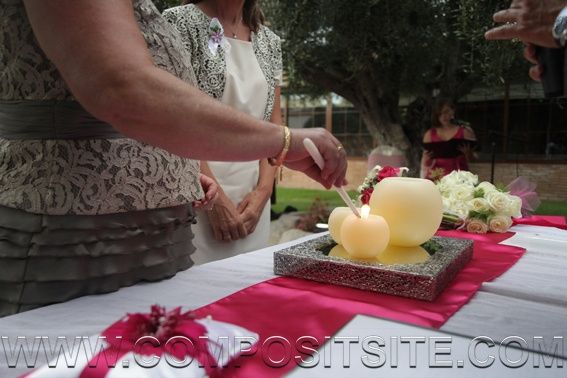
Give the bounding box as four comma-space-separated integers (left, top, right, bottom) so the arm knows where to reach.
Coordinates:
421, 99, 477, 180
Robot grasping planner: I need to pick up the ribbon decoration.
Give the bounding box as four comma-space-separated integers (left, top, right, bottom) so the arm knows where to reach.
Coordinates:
21, 305, 262, 377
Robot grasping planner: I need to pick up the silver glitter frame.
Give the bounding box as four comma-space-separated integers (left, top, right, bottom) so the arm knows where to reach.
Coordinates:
273, 235, 473, 301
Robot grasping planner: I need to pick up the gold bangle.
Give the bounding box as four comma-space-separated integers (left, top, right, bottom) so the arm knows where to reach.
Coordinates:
268, 125, 291, 167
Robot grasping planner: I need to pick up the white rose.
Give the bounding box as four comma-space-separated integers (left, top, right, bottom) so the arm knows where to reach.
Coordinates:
439, 171, 459, 187
452, 202, 470, 219
453, 184, 474, 202
476, 181, 497, 194
444, 200, 465, 218
507, 195, 522, 218
436, 181, 451, 196
466, 218, 489, 234
442, 197, 452, 212
469, 197, 490, 213
369, 165, 382, 176
438, 177, 451, 188
443, 170, 478, 186
488, 215, 513, 233
454, 171, 479, 186
486, 191, 510, 213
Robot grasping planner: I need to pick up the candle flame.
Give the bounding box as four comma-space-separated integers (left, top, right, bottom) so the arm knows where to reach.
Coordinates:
361, 205, 370, 220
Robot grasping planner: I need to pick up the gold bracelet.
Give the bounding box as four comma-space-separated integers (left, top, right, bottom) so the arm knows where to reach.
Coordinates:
268, 125, 291, 167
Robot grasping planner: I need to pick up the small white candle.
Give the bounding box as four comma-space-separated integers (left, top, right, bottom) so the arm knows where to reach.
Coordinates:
328, 207, 356, 244
378, 245, 430, 265
340, 205, 390, 259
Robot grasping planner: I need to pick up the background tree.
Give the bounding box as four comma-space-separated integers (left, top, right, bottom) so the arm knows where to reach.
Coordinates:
264, 0, 528, 171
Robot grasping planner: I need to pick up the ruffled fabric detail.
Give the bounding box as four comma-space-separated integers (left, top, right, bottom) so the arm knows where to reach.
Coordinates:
0, 204, 196, 317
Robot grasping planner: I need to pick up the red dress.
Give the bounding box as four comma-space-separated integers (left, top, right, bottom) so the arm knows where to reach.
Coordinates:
425, 127, 469, 180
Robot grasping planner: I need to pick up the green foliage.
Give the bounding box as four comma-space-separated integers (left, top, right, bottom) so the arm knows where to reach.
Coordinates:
421, 239, 442, 256
473, 188, 485, 198
263, 0, 529, 98
453, 0, 528, 86
495, 183, 508, 192
154, 0, 181, 12
468, 209, 495, 222
264, 0, 449, 96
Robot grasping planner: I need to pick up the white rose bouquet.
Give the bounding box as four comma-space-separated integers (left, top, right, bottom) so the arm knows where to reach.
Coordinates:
436, 171, 523, 234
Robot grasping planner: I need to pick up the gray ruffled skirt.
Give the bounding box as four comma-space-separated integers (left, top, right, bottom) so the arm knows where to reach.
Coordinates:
0, 204, 196, 317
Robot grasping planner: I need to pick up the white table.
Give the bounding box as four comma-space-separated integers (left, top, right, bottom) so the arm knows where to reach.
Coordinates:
1, 225, 567, 377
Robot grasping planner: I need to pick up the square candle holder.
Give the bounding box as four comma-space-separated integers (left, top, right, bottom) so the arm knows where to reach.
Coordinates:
273, 234, 473, 301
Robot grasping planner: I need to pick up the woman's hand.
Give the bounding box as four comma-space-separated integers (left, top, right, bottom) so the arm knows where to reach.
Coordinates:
237, 187, 271, 234
284, 128, 348, 189
207, 192, 247, 242
457, 143, 475, 161
192, 173, 218, 210
459, 127, 477, 161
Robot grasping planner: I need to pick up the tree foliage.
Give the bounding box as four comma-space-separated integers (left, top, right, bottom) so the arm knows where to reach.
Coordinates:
453, 0, 527, 85
264, 0, 448, 97
263, 0, 529, 169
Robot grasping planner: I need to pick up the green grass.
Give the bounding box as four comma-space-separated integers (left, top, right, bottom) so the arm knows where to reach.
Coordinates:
271, 188, 357, 214
271, 187, 567, 218
535, 201, 567, 217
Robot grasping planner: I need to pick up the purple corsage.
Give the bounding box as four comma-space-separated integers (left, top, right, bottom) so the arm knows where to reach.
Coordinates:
208, 17, 230, 56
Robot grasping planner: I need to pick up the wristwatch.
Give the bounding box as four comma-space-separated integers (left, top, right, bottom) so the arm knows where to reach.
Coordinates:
552, 6, 567, 47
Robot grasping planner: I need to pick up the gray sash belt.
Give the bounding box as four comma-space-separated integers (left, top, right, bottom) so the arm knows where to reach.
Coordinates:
0, 100, 124, 139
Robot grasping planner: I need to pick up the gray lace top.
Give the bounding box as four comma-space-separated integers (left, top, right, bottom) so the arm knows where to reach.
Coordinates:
162, 4, 282, 121
0, 0, 204, 215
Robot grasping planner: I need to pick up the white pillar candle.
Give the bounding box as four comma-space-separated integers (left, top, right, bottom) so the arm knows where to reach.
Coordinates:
340, 205, 390, 259
328, 207, 356, 244
369, 177, 443, 247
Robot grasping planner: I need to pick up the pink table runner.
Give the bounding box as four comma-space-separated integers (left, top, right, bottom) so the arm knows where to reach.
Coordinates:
513, 214, 567, 229
189, 218, 567, 377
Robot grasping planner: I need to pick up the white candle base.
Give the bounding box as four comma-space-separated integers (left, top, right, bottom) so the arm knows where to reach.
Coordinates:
329, 244, 381, 264
377, 245, 430, 265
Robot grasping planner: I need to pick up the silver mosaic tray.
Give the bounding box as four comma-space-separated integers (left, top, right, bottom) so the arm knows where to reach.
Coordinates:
273, 234, 473, 301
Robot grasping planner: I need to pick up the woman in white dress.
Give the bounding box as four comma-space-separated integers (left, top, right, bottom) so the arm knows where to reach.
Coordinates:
164, 0, 282, 263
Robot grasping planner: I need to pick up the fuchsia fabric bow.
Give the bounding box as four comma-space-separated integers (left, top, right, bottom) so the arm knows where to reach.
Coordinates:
89, 305, 220, 377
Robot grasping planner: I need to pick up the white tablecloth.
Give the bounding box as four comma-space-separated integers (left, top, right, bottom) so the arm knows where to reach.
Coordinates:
1, 225, 567, 377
